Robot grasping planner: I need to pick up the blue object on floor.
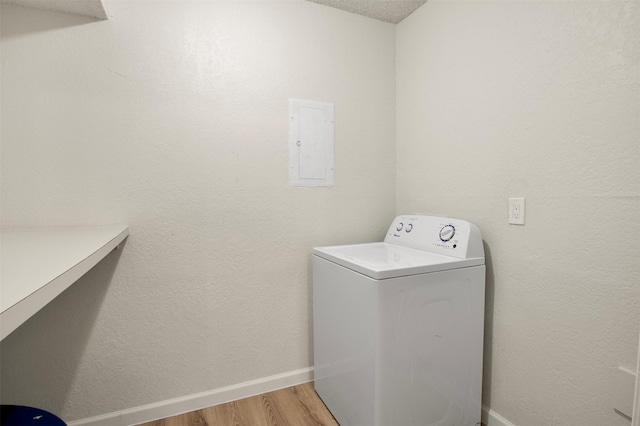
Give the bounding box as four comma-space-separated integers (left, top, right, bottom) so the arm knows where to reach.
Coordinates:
1, 405, 66, 426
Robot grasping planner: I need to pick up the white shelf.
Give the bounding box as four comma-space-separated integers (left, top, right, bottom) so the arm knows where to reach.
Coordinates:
0, 225, 129, 341
0, 0, 108, 20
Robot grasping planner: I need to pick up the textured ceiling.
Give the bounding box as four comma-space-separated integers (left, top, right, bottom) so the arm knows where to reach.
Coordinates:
1, 0, 426, 24
0, 0, 108, 19
305, 0, 427, 24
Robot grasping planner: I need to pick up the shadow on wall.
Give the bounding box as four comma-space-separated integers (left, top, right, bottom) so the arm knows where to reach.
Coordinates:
0, 3, 105, 40
0, 243, 126, 417
482, 240, 495, 411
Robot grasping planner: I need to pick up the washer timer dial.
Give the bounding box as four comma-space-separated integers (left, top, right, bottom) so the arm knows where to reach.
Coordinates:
439, 224, 456, 242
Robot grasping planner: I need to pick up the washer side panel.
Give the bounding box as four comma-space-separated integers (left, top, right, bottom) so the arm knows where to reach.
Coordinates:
313, 255, 378, 426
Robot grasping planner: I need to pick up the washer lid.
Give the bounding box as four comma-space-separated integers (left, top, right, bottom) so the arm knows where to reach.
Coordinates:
313, 242, 484, 280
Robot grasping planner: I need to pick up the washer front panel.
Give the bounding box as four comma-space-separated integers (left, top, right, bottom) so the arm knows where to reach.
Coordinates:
313, 256, 485, 426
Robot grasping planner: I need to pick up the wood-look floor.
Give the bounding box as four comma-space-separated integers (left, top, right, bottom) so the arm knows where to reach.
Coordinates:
138, 382, 339, 426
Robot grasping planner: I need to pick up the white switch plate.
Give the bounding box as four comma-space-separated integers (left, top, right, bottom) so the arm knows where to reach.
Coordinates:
509, 198, 525, 225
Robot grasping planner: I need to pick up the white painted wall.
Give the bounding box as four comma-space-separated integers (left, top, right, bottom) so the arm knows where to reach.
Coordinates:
397, 1, 639, 425
0, 0, 396, 422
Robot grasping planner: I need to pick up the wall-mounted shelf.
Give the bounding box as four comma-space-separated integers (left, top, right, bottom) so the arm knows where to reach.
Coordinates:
0, 0, 108, 20
0, 225, 129, 341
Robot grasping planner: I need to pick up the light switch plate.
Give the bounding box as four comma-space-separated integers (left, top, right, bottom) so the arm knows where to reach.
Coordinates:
509, 198, 525, 225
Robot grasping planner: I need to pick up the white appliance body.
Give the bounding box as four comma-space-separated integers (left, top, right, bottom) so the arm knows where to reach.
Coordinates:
313, 215, 485, 426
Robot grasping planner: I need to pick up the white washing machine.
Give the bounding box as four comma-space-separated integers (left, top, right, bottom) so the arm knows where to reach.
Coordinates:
313, 215, 485, 426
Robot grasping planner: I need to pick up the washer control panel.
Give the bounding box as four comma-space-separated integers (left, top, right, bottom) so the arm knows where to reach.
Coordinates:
384, 215, 483, 259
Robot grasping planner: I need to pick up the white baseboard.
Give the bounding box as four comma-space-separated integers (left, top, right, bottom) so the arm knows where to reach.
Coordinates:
67, 367, 314, 426
483, 404, 517, 426
68, 368, 514, 426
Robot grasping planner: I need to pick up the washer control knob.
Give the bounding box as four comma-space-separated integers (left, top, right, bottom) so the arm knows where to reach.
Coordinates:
439, 224, 455, 242
396, 222, 404, 232
405, 223, 413, 233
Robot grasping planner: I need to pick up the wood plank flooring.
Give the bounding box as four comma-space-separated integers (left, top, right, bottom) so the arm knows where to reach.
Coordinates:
138, 382, 339, 426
